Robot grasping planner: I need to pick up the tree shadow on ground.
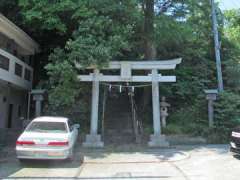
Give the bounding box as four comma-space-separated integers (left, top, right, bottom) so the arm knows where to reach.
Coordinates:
0, 143, 231, 179
80, 144, 230, 162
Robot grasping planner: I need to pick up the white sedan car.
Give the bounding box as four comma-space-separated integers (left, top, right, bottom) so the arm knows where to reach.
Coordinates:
16, 116, 79, 161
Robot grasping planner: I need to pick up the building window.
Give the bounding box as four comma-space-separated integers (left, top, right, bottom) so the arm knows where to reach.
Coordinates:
15, 63, 23, 77
0, 54, 9, 71
24, 68, 31, 81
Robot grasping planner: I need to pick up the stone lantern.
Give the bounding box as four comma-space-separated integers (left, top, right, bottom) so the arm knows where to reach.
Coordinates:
160, 96, 170, 128
31, 89, 46, 117
204, 89, 218, 127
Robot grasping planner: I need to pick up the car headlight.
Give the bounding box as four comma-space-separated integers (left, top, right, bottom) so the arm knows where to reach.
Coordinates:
230, 142, 236, 148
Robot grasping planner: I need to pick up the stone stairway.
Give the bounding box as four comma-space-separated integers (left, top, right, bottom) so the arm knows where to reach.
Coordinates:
103, 92, 135, 145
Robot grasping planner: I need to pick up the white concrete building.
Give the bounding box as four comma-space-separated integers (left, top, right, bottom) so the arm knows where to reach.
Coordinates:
0, 14, 39, 129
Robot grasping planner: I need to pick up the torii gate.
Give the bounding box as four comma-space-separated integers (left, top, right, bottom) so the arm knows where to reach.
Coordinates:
76, 58, 182, 147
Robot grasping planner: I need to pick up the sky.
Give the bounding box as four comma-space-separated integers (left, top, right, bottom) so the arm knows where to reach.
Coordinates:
218, 0, 240, 10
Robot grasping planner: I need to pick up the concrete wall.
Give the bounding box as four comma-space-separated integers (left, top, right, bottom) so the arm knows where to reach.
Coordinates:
0, 32, 31, 65
0, 48, 33, 90
0, 81, 28, 129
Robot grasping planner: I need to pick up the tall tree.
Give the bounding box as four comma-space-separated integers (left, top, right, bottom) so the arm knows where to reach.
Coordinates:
143, 0, 156, 60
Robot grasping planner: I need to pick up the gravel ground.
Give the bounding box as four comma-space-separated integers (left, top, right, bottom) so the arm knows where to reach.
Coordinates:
0, 144, 239, 180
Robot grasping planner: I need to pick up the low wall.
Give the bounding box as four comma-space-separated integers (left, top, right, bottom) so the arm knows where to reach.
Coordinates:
166, 135, 207, 145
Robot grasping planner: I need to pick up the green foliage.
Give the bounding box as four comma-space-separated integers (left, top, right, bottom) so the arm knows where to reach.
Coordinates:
44, 48, 79, 115
225, 59, 240, 90
199, 91, 240, 143
19, 0, 139, 113
11, 0, 240, 143
214, 91, 240, 127
19, 0, 77, 33
67, 14, 133, 67
224, 10, 240, 48
223, 10, 240, 90
165, 98, 208, 136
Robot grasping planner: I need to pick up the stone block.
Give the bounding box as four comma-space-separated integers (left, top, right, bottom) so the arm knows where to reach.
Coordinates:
148, 134, 169, 147
82, 134, 104, 148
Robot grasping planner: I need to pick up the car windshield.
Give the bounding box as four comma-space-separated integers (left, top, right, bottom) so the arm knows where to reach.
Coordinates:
26, 121, 67, 133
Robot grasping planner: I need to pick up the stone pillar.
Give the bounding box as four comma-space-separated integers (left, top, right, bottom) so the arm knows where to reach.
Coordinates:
208, 99, 214, 127
204, 89, 218, 128
90, 69, 100, 135
35, 100, 42, 117
83, 69, 104, 147
31, 90, 46, 117
148, 69, 169, 147
152, 69, 161, 135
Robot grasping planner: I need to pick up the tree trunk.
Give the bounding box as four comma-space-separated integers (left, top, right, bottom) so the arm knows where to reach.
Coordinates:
141, 0, 157, 110
144, 0, 156, 60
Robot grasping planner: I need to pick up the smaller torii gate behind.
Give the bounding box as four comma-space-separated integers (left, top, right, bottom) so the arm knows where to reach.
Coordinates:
76, 59, 182, 147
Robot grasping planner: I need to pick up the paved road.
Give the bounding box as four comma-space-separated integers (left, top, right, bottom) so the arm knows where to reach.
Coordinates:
0, 144, 239, 180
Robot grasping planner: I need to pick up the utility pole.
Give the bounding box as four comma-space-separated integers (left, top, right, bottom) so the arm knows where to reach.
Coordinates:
210, 0, 224, 92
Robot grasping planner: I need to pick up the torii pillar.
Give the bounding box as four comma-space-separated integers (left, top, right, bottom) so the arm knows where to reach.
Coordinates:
148, 69, 169, 147
82, 69, 104, 147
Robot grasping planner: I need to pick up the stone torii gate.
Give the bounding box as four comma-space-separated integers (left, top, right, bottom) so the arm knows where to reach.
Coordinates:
76, 59, 182, 147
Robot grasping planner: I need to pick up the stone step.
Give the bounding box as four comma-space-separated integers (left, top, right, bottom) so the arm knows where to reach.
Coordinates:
104, 118, 133, 125
104, 120, 132, 125
104, 136, 135, 144
104, 130, 134, 136
105, 109, 131, 114
105, 114, 132, 118
104, 124, 132, 129
103, 94, 136, 145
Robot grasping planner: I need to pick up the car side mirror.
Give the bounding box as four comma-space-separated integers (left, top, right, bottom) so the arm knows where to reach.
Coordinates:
74, 124, 80, 129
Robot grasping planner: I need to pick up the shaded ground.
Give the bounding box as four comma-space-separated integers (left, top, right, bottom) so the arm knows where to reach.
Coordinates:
0, 144, 239, 180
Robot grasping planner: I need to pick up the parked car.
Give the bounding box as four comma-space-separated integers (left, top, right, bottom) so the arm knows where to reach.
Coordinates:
230, 126, 240, 156
16, 116, 80, 161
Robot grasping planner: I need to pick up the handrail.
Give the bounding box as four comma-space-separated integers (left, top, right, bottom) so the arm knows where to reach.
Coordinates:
132, 97, 143, 135
129, 92, 143, 143
101, 86, 108, 140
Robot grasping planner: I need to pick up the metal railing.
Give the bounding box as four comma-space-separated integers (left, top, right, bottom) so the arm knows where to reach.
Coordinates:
129, 92, 143, 143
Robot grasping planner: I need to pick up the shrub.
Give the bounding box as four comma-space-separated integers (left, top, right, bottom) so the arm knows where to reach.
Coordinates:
165, 98, 208, 136
210, 91, 240, 142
